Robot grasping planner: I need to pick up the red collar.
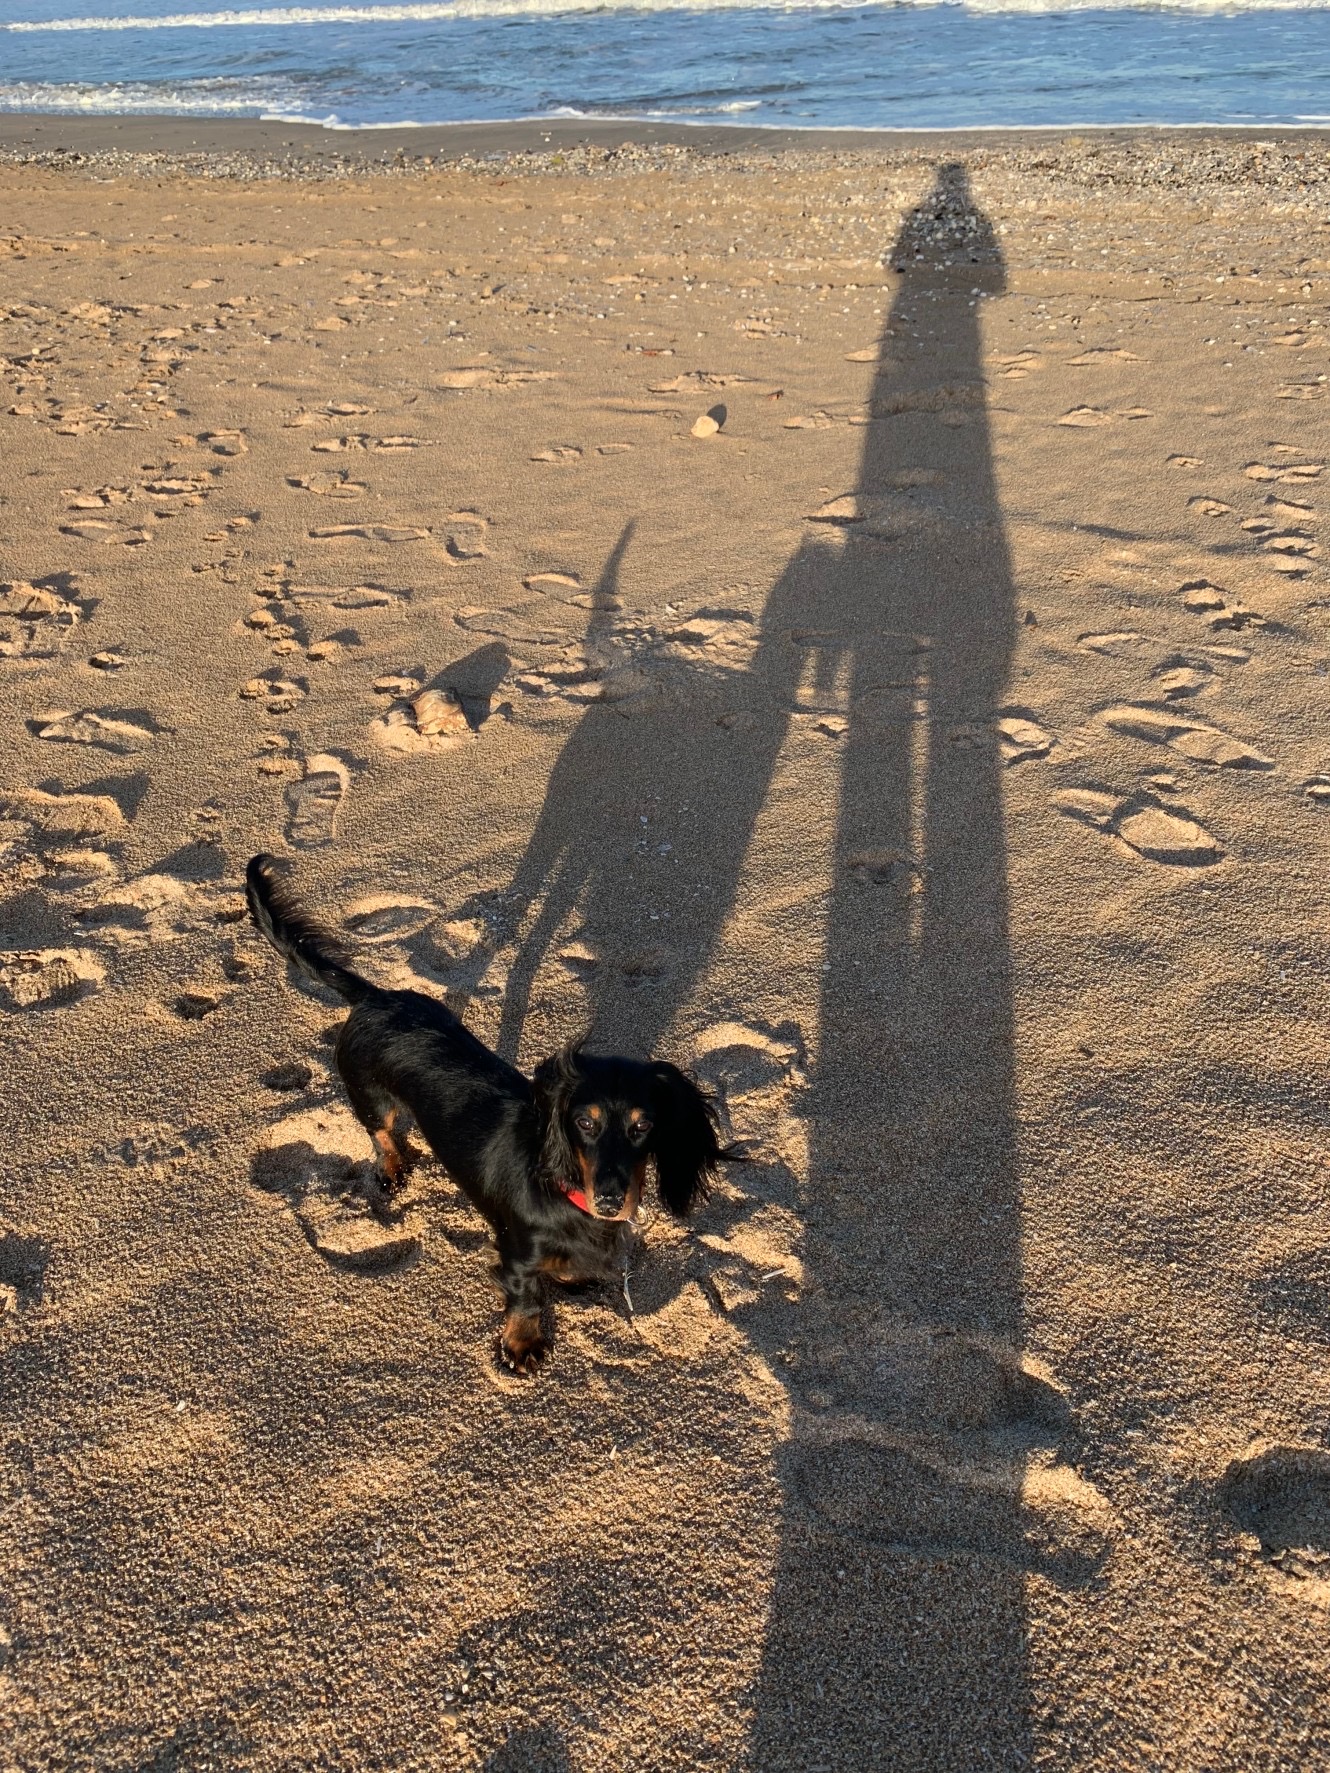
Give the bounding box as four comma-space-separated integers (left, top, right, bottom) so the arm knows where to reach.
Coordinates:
559, 1181, 593, 1214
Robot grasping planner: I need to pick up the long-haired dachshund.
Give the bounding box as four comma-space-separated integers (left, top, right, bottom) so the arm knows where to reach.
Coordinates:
246, 854, 740, 1374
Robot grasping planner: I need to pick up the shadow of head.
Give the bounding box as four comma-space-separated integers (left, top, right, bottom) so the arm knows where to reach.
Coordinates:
484, 1725, 572, 1773
432, 641, 511, 729
890, 161, 1006, 295
0, 1232, 49, 1309
249, 1139, 364, 1204
1221, 1444, 1330, 1559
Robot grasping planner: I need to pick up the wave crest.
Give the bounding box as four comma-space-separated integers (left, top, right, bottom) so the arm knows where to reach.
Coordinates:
7, 0, 1330, 31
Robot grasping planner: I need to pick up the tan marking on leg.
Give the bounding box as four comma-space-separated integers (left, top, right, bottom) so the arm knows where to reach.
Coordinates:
373, 1111, 407, 1190
499, 1309, 547, 1375
540, 1254, 597, 1285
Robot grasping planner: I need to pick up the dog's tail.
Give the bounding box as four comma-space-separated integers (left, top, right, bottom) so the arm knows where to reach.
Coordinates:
245, 853, 374, 1004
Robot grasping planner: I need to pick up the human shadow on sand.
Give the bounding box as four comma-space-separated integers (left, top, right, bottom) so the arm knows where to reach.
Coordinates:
493, 166, 1054, 1767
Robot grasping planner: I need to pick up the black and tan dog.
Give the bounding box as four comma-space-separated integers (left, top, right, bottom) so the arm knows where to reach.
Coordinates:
246, 854, 738, 1373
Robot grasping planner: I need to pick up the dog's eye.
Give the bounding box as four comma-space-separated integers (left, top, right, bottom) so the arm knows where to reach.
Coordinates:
574, 1113, 598, 1136
629, 1118, 653, 1141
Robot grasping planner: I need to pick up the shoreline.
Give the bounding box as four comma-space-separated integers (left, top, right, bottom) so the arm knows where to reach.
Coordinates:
0, 111, 1329, 174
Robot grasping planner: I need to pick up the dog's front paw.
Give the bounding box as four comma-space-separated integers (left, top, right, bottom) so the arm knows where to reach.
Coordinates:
360, 1167, 402, 1219
498, 1311, 550, 1377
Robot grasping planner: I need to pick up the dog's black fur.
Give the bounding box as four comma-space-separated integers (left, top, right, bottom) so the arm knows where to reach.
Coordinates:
246, 853, 739, 1373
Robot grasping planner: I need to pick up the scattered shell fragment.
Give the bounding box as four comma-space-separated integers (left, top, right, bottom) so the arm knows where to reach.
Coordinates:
413, 688, 469, 739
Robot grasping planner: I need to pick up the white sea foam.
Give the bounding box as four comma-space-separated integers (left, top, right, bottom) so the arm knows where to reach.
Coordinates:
6, 0, 1330, 30
1, 85, 1314, 127
0, 77, 298, 110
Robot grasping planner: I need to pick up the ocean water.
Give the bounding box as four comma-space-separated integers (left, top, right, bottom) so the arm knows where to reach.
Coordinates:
0, 0, 1328, 133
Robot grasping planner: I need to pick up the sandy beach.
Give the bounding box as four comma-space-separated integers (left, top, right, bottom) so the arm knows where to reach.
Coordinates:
2, 121, 1329, 1770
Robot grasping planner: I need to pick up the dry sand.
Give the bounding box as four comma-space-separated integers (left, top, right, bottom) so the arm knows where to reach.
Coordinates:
2, 124, 1330, 1771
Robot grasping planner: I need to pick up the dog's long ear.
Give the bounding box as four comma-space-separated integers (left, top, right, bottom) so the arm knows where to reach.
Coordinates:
650, 1062, 739, 1218
532, 1039, 583, 1192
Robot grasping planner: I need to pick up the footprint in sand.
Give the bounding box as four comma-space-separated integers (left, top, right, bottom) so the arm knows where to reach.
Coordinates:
456, 603, 564, 647
530, 444, 583, 464
288, 475, 367, 499
60, 518, 152, 547
1167, 455, 1204, 468
686, 1020, 808, 1154
945, 712, 1054, 763
846, 849, 925, 894
419, 918, 498, 996
142, 475, 213, 504
648, 370, 753, 395
171, 988, 225, 1021
1054, 788, 1223, 866
1180, 582, 1267, 632
73, 873, 228, 946
343, 895, 437, 942
1265, 534, 1321, 558
242, 606, 301, 649
1188, 496, 1232, 518
1244, 460, 1323, 484
524, 570, 584, 597
0, 947, 105, 1011
261, 1060, 313, 1091
1, 787, 125, 895
1265, 494, 1317, 523
1078, 631, 1146, 657
1097, 705, 1273, 769
809, 1450, 1112, 1586
443, 512, 490, 562
309, 523, 429, 544
65, 484, 133, 509
1069, 347, 1140, 365
0, 785, 125, 849
31, 708, 157, 754
659, 611, 757, 670
240, 674, 306, 715
993, 711, 1055, 764
174, 430, 247, 457
986, 350, 1043, 378
326, 587, 400, 611
434, 365, 557, 392
1221, 1445, 1330, 1592
250, 1106, 421, 1272
1150, 657, 1217, 700
286, 754, 348, 849
1057, 406, 1151, 427
1, 579, 87, 662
